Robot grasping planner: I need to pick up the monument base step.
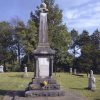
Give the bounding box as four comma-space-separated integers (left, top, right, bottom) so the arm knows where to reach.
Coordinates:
32, 77, 57, 84
25, 90, 65, 97
29, 83, 60, 90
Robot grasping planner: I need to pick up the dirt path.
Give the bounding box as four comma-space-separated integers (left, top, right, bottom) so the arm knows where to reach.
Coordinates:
3, 90, 87, 100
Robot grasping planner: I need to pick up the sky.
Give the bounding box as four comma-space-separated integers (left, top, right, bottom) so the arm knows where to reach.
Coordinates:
0, 0, 100, 34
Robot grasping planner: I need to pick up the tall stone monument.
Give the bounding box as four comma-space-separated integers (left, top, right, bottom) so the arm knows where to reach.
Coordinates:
25, 1, 64, 97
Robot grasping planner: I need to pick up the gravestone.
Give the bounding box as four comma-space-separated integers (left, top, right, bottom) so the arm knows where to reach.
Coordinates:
23, 67, 28, 77
25, 67, 27, 73
70, 68, 72, 74
74, 69, 76, 75
0, 65, 4, 73
25, 1, 65, 97
88, 70, 96, 91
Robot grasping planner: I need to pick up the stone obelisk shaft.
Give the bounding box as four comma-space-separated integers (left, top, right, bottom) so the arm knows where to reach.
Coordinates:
38, 13, 49, 47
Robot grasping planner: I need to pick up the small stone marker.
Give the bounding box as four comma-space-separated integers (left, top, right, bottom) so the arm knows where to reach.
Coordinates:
70, 68, 72, 74
25, 67, 27, 73
88, 70, 96, 91
0, 65, 4, 72
24, 67, 28, 77
74, 69, 76, 75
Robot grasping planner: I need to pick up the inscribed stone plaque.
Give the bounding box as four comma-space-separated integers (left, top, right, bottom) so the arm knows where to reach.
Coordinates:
38, 58, 49, 78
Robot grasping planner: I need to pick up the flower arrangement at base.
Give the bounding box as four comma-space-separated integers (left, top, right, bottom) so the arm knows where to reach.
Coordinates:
40, 80, 48, 88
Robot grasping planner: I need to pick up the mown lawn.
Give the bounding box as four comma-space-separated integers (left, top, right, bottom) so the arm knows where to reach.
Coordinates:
0, 72, 33, 100
54, 73, 100, 100
0, 72, 100, 100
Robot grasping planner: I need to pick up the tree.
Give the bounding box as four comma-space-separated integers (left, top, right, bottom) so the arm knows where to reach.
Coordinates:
69, 29, 80, 69
70, 29, 79, 57
76, 30, 92, 72
11, 18, 26, 66
90, 29, 100, 73
11, 18, 37, 71
30, 0, 72, 71
0, 21, 13, 71
76, 30, 100, 73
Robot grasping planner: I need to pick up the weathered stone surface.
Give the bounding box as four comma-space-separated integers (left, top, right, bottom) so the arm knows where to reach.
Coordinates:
32, 78, 57, 84
29, 84, 41, 90
38, 58, 49, 78
88, 70, 96, 91
33, 12, 55, 55
25, 77, 64, 97
25, 67, 27, 73
25, 2, 64, 97
29, 83, 60, 90
25, 90, 65, 97
70, 68, 72, 74
13, 90, 87, 100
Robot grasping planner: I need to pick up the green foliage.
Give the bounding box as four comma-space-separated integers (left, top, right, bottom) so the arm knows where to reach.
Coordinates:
0, 21, 14, 71
75, 30, 100, 73
54, 73, 100, 100
11, 18, 37, 70
0, 1, 99, 73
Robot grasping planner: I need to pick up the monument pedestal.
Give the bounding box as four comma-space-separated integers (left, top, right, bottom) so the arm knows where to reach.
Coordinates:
25, 77, 65, 97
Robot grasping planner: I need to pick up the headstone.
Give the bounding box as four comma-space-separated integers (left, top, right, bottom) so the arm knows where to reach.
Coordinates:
0, 65, 4, 73
24, 67, 28, 77
74, 69, 76, 75
88, 70, 96, 91
25, 67, 27, 73
70, 68, 72, 74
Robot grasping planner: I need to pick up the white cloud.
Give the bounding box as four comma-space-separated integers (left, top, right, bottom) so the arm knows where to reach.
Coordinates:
64, 1, 100, 20
64, 10, 77, 20
57, 0, 100, 34
56, 0, 91, 8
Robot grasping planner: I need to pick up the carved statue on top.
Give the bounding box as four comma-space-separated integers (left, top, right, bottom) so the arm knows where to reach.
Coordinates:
39, 0, 48, 13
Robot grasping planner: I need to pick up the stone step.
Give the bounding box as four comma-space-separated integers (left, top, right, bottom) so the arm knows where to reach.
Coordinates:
25, 90, 65, 97
29, 83, 60, 90
32, 78, 57, 84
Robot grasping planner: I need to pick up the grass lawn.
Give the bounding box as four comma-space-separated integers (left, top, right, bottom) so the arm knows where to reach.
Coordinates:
0, 72, 100, 100
0, 72, 33, 100
54, 73, 100, 100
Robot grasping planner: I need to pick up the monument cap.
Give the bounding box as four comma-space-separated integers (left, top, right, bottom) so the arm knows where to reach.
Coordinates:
39, 1, 48, 12
41, 2, 47, 9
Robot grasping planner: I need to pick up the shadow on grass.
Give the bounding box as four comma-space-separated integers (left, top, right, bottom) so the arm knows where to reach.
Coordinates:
94, 99, 100, 100
8, 75, 32, 78
8, 75, 24, 78
0, 90, 8, 95
0, 89, 25, 97
70, 87, 89, 90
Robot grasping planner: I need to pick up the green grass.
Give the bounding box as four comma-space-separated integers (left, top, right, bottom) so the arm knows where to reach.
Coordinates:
54, 73, 100, 100
0, 72, 100, 100
0, 72, 33, 100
